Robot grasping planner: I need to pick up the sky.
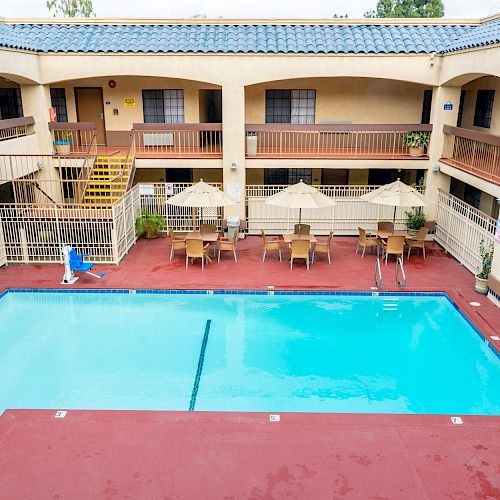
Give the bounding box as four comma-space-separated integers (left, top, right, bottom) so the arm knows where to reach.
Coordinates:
1, 0, 500, 19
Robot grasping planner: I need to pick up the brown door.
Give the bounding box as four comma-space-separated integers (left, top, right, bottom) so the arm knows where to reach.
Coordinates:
75, 87, 106, 145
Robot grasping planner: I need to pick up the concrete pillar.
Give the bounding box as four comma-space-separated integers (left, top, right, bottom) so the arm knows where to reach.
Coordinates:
20, 84, 53, 154
425, 85, 462, 219
221, 82, 246, 219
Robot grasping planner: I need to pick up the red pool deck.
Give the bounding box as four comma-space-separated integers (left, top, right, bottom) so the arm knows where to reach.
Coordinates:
0, 236, 499, 499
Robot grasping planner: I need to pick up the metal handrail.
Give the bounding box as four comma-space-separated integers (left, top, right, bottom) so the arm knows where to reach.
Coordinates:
396, 257, 406, 287
374, 258, 382, 288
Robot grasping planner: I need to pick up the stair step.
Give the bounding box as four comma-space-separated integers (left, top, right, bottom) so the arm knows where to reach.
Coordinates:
86, 188, 126, 193
84, 195, 122, 201
88, 181, 128, 186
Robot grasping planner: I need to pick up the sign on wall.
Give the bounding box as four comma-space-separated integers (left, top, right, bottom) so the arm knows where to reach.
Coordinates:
124, 98, 136, 107
443, 101, 453, 110
49, 107, 57, 122
496, 219, 500, 243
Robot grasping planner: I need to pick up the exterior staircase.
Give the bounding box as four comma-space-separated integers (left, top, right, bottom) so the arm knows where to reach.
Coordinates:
83, 155, 132, 204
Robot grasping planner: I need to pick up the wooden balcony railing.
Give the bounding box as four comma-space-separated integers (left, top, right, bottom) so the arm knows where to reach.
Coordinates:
441, 125, 500, 185
134, 123, 222, 158
49, 122, 97, 155
0, 116, 35, 142
245, 124, 432, 159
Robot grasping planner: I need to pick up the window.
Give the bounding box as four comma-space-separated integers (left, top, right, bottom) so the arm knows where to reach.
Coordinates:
473, 89, 495, 128
457, 90, 466, 127
50, 88, 68, 122
142, 89, 184, 123
0, 88, 23, 119
421, 89, 432, 124
265, 89, 316, 124
264, 168, 312, 185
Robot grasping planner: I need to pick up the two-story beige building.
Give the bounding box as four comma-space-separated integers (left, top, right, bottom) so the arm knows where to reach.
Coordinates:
0, 15, 499, 301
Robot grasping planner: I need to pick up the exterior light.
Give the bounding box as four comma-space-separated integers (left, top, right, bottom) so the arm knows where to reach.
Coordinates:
432, 165, 440, 173
231, 162, 237, 170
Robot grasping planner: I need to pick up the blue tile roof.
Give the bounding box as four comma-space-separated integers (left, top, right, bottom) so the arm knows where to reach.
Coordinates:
0, 21, 496, 55
442, 17, 500, 52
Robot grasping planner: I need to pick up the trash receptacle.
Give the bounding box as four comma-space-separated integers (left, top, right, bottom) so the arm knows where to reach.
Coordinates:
227, 216, 240, 239
246, 134, 257, 157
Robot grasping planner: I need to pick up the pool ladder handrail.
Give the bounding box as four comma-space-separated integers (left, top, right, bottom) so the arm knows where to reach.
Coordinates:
374, 258, 382, 288
396, 257, 406, 287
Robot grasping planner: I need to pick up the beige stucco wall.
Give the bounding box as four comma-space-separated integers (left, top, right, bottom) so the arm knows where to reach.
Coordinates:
459, 76, 500, 135
51, 76, 220, 132
245, 77, 430, 123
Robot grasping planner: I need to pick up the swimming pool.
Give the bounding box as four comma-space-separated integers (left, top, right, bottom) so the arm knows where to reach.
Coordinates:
0, 289, 499, 415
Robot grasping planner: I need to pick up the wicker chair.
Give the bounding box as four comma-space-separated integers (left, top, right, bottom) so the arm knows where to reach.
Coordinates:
168, 228, 186, 261
185, 239, 210, 270
261, 229, 282, 262
356, 227, 378, 258
312, 231, 333, 264
290, 239, 310, 270
406, 227, 429, 259
380, 235, 405, 265
294, 223, 311, 235
217, 231, 238, 262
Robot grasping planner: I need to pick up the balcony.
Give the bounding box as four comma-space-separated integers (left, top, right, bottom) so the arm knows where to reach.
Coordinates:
133, 124, 222, 159
0, 116, 35, 142
441, 125, 500, 185
48, 122, 97, 154
245, 124, 432, 159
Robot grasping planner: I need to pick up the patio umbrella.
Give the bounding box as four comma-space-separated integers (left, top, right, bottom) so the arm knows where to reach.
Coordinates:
265, 180, 337, 231
166, 179, 236, 228
360, 178, 430, 222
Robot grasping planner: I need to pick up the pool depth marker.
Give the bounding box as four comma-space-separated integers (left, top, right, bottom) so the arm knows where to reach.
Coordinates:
189, 319, 212, 411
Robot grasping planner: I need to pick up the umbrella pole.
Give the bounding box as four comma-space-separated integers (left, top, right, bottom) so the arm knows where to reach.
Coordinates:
393, 206, 397, 225
192, 207, 196, 231
299, 207, 302, 234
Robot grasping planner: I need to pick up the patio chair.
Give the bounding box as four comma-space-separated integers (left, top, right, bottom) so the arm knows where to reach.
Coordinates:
406, 227, 429, 259
380, 235, 405, 265
185, 238, 210, 270
294, 223, 311, 235
261, 229, 282, 262
217, 231, 238, 262
377, 221, 394, 234
290, 239, 310, 270
168, 228, 186, 261
312, 231, 333, 264
200, 223, 216, 234
356, 227, 378, 258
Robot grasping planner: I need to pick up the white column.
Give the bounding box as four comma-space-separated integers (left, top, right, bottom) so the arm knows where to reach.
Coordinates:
221, 82, 246, 219
20, 84, 53, 155
425, 85, 462, 220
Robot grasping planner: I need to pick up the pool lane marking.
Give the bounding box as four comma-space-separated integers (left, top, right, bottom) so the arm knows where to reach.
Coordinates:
189, 319, 212, 411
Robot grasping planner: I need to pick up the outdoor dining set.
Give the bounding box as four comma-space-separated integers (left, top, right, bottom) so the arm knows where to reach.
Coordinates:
164, 177, 431, 270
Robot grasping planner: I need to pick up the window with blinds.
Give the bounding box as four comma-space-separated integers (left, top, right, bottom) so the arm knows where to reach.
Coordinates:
265, 89, 316, 124
473, 90, 495, 128
142, 89, 185, 124
50, 88, 68, 122
0, 88, 23, 119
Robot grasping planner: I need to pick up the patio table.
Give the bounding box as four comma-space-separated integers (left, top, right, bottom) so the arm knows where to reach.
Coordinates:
282, 233, 318, 244
186, 232, 219, 258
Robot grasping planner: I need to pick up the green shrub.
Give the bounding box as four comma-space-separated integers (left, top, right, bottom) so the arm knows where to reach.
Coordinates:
135, 210, 164, 239
477, 239, 494, 279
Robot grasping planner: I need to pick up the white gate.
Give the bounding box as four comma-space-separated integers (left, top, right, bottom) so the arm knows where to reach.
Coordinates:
246, 185, 416, 235
435, 190, 495, 274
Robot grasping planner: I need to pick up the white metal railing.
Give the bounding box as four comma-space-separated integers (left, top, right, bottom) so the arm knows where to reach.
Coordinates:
0, 212, 6, 268
396, 257, 406, 287
435, 190, 496, 274
246, 184, 424, 235
138, 182, 223, 232
0, 117, 35, 142
0, 187, 141, 265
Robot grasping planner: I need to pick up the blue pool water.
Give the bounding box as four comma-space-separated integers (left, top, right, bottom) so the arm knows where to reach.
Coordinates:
0, 290, 499, 415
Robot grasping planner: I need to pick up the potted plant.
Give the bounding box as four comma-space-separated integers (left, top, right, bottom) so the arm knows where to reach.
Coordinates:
475, 239, 494, 294
54, 131, 72, 154
405, 207, 426, 236
405, 131, 430, 157
135, 210, 164, 239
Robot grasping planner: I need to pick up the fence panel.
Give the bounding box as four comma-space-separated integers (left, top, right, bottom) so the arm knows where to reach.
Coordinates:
138, 183, 223, 232
0, 213, 6, 267
246, 185, 417, 235
0, 204, 116, 264
435, 190, 495, 274
112, 185, 141, 262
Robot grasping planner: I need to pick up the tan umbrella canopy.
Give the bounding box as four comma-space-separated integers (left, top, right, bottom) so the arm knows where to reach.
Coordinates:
360, 178, 430, 222
265, 180, 337, 228
166, 179, 236, 228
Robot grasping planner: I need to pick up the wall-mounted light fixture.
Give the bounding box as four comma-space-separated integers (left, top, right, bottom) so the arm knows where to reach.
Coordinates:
432, 164, 440, 173
231, 162, 237, 170
429, 52, 436, 66
36, 161, 45, 170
